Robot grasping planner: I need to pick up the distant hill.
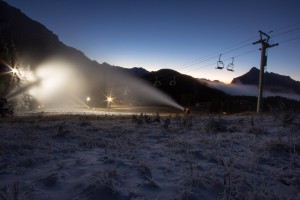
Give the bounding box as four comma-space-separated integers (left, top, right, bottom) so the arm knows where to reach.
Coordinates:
0, 1, 99, 97
231, 67, 300, 95
0, 1, 152, 103
0, 1, 227, 107
142, 69, 227, 106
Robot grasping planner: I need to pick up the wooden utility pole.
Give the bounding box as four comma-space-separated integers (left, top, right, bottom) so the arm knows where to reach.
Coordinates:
253, 30, 278, 113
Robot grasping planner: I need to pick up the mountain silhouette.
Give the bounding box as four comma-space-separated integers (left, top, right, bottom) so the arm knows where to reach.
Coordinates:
0, 1, 227, 107
142, 69, 227, 106
232, 67, 300, 95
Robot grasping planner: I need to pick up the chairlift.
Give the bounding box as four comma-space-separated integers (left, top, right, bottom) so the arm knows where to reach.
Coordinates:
170, 76, 176, 86
227, 57, 234, 72
216, 54, 224, 69
154, 77, 161, 87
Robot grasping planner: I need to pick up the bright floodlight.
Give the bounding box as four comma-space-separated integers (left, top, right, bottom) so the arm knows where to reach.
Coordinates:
106, 95, 113, 109
86, 97, 91, 102
107, 96, 113, 102
11, 68, 18, 74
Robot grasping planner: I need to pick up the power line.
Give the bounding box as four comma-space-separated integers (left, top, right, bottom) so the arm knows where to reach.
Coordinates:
270, 22, 300, 32
173, 22, 300, 72
183, 48, 259, 74
180, 26, 299, 74
150, 24, 300, 85
278, 35, 300, 44
179, 42, 253, 72
173, 36, 257, 71
224, 48, 259, 60
150, 48, 259, 84
271, 26, 300, 38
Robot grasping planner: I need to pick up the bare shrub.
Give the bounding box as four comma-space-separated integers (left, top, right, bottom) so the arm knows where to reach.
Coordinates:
153, 112, 161, 123
1, 181, 20, 200
40, 172, 58, 187
269, 100, 297, 126
181, 115, 193, 128
138, 162, 152, 180
79, 121, 90, 127
74, 168, 120, 199
53, 122, 70, 138
163, 117, 171, 129
247, 126, 269, 135
205, 117, 227, 133
132, 113, 162, 125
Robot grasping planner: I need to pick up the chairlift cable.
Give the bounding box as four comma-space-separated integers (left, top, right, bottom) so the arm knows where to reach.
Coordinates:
179, 42, 253, 72
173, 22, 300, 73
177, 42, 254, 71
184, 48, 259, 74
149, 24, 300, 84
150, 48, 259, 85
270, 22, 300, 33
277, 35, 300, 44
271, 26, 300, 38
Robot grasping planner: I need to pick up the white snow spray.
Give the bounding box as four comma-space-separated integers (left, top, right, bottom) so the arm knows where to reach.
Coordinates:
5, 58, 184, 111
5, 80, 40, 101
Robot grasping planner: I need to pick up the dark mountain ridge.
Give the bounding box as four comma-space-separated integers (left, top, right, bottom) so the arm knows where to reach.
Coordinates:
232, 67, 300, 95
0, 1, 228, 107
0, 1, 63, 64
0, 1, 151, 102
142, 69, 227, 106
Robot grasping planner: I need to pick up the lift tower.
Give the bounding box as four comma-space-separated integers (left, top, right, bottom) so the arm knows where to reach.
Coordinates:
253, 30, 278, 113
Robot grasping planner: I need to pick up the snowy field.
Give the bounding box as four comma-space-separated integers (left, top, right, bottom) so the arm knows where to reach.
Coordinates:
0, 110, 299, 200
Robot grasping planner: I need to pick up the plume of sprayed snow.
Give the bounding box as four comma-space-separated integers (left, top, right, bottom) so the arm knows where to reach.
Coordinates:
5, 80, 40, 101
5, 57, 183, 110
97, 67, 184, 110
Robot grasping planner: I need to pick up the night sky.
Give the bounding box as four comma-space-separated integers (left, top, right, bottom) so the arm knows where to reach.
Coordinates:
5, 0, 300, 83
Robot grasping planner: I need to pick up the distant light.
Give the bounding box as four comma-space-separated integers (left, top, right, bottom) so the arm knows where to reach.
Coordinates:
106, 96, 113, 103
107, 97, 113, 102
86, 97, 91, 102
106, 95, 114, 109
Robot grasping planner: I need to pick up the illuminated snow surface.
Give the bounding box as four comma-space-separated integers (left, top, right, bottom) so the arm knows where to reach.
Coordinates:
0, 110, 299, 200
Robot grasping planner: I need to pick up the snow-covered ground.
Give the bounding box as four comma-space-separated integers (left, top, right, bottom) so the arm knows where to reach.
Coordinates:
0, 110, 299, 200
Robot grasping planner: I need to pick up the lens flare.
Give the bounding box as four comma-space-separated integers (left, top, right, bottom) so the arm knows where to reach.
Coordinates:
86, 97, 91, 102
106, 96, 113, 103
11, 68, 18, 74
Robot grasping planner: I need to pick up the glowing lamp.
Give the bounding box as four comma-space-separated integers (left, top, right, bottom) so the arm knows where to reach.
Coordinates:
106, 95, 113, 109
107, 97, 113, 102
11, 68, 18, 74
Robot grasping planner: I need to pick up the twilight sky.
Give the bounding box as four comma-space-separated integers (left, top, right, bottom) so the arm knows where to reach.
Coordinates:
5, 0, 300, 83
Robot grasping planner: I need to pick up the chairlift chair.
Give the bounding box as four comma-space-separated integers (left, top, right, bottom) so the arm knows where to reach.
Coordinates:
170, 76, 176, 86
154, 77, 162, 87
216, 54, 224, 69
227, 57, 234, 72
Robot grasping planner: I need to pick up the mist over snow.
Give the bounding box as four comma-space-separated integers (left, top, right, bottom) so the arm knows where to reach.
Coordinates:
200, 79, 300, 100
